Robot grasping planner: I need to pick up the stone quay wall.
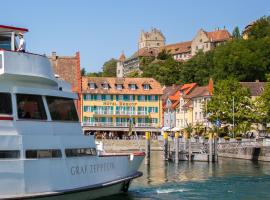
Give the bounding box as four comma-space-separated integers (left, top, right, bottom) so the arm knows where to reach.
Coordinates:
98, 139, 175, 152
218, 146, 270, 162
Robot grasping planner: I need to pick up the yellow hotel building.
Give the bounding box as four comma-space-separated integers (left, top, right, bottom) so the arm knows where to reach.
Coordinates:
81, 77, 163, 135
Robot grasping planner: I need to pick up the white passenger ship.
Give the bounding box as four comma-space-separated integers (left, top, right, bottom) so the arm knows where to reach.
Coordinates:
0, 25, 144, 200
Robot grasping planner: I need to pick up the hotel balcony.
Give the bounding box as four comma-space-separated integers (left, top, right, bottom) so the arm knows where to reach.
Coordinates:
93, 110, 149, 117
82, 122, 157, 128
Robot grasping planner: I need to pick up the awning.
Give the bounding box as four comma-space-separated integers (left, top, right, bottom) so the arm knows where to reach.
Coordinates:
162, 127, 170, 131
171, 127, 180, 132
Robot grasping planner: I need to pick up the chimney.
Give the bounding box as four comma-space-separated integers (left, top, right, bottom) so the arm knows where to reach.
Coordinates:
172, 84, 176, 89
52, 52, 57, 61
208, 78, 214, 95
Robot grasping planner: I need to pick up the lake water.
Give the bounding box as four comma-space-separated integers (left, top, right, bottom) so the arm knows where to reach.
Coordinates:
100, 151, 270, 200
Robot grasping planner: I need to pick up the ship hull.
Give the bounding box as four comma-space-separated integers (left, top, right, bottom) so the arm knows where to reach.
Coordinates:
3, 171, 142, 200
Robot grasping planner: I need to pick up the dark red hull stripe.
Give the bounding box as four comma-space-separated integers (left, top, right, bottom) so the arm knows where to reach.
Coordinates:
0, 116, 13, 120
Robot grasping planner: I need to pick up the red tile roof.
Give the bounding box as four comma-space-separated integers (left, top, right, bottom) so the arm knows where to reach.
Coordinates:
82, 77, 163, 95
164, 83, 197, 109
206, 30, 231, 42
240, 82, 266, 96
184, 86, 211, 99
160, 41, 192, 55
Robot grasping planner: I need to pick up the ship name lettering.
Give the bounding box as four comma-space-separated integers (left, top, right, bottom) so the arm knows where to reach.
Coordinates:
70, 162, 114, 176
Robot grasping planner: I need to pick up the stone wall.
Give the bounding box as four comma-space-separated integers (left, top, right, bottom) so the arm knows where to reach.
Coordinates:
218, 146, 270, 162
99, 139, 174, 152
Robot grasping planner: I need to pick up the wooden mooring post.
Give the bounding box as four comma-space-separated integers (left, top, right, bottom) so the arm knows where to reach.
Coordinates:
214, 133, 218, 162
174, 132, 179, 163
145, 132, 150, 165
209, 133, 213, 162
163, 132, 168, 161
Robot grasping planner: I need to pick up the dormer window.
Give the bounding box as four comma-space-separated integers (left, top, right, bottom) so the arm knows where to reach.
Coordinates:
88, 82, 96, 89
102, 82, 110, 90
116, 84, 123, 90
129, 84, 137, 90
143, 84, 150, 90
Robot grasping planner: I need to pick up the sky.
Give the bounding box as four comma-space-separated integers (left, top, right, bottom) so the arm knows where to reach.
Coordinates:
1, 0, 269, 72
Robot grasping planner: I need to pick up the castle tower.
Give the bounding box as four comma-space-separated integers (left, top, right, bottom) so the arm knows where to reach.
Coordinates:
116, 52, 126, 78
138, 28, 166, 49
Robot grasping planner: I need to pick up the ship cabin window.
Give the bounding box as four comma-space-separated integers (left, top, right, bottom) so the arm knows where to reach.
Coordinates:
16, 94, 47, 120
65, 148, 97, 157
0, 150, 20, 159
0, 93, 12, 115
46, 96, 79, 122
25, 149, 62, 159
0, 34, 12, 51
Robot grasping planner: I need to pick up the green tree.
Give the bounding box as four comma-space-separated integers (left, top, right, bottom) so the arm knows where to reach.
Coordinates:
232, 26, 241, 39
86, 72, 103, 77
184, 123, 194, 138
257, 74, 270, 125
102, 58, 117, 77
205, 78, 254, 134
142, 57, 182, 86
248, 16, 270, 39
80, 68, 86, 76
157, 49, 171, 60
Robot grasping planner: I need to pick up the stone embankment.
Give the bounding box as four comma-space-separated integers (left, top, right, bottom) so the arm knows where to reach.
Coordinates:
99, 139, 270, 162
218, 146, 270, 162
97, 139, 172, 151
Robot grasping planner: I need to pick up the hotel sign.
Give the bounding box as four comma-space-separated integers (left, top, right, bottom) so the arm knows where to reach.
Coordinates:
103, 101, 137, 106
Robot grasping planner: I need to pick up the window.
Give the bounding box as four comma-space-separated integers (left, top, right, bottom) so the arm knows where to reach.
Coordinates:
0, 93, 12, 115
0, 35, 11, 50
88, 82, 96, 89
65, 148, 97, 157
26, 149, 62, 159
103, 83, 109, 90
116, 84, 123, 90
0, 150, 20, 159
117, 95, 124, 101
46, 96, 79, 122
17, 94, 47, 120
138, 95, 146, 101
147, 95, 158, 101
143, 84, 150, 90
129, 84, 136, 90
97, 94, 102, 101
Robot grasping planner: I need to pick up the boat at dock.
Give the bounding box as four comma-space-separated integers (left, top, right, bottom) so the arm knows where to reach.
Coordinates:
0, 25, 144, 200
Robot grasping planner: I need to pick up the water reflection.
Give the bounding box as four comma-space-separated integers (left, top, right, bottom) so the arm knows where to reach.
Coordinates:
100, 151, 270, 200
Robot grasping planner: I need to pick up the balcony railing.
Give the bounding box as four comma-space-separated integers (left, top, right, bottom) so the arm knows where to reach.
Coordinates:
94, 110, 114, 115
93, 110, 149, 116
83, 122, 158, 128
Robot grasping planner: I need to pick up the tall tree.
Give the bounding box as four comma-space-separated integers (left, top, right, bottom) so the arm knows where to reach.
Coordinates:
232, 26, 241, 39
102, 58, 117, 77
80, 68, 86, 76
205, 78, 254, 130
